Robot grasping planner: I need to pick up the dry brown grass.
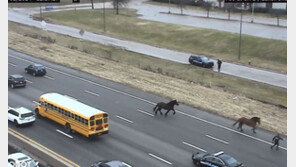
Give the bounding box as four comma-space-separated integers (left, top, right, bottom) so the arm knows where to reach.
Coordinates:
8, 30, 287, 135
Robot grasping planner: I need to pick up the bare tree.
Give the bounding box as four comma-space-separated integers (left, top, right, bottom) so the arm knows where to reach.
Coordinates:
112, 0, 130, 14
270, 9, 286, 26
224, 3, 234, 20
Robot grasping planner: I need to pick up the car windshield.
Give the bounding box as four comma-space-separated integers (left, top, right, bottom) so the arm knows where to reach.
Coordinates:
219, 154, 237, 165
14, 77, 25, 81
201, 57, 209, 61
21, 112, 34, 118
35, 65, 45, 70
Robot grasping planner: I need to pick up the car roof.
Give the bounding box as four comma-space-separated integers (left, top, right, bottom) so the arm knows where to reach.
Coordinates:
13, 107, 33, 114
8, 153, 30, 160
33, 64, 44, 67
9, 74, 24, 78
104, 160, 125, 167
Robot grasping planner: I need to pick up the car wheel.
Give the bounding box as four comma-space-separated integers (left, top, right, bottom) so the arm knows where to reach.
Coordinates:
14, 120, 19, 127
64, 123, 72, 134
202, 64, 206, 68
11, 84, 14, 89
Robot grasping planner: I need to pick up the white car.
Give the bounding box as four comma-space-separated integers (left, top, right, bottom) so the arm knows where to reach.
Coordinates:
8, 107, 36, 126
8, 152, 39, 167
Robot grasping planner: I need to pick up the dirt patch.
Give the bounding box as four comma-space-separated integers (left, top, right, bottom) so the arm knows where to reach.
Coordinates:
8, 30, 287, 135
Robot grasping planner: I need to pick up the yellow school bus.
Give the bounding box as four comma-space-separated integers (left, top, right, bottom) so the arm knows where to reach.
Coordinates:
35, 93, 109, 137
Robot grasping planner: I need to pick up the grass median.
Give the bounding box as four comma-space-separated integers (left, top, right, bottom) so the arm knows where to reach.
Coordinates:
8, 22, 286, 134
36, 9, 287, 73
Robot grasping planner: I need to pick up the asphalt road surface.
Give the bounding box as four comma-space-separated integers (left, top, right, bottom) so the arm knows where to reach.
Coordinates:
8, 49, 287, 167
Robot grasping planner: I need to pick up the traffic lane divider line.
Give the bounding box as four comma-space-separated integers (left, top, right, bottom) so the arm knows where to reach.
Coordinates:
9, 54, 287, 151
116, 115, 134, 124
56, 129, 74, 139
44, 75, 55, 80
85, 90, 100, 97
9, 128, 80, 167
182, 141, 207, 153
122, 162, 132, 167
137, 108, 154, 117
148, 153, 172, 165
206, 134, 229, 145
9, 62, 16, 67
26, 79, 33, 83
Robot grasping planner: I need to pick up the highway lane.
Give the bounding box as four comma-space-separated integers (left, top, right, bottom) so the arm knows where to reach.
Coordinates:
8, 50, 287, 167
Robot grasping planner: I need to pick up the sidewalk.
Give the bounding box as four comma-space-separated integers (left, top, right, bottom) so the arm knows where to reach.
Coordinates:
8, 9, 286, 88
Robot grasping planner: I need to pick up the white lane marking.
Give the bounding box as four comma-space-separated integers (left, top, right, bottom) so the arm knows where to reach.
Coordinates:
44, 75, 55, 80
32, 101, 40, 105
9, 54, 287, 150
122, 162, 132, 167
116, 115, 133, 124
182, 141, 207, 152
148, 153, 172, 165
206, 135, 229, 145
26, 79, 32, 83
56, 129, 73, 139
137, 108, 154, 117
85, 90, 100, 97
9, 62, 16, 67
64, 95, 77, 101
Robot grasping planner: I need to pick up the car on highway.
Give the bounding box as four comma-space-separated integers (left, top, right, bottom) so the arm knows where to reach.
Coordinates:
189, 55, 214, 68
25, 64, 47, 76
90, 160, 128, 167
8, 152, 39, 167
8, 107, 36, 126
8, 74, 26, 88
192, 151, 244, 167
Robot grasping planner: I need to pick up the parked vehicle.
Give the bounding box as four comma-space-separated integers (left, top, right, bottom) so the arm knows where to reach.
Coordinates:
8, 152, 39, 167
8, 107, 35, 126
90, 160, 128, 167
189, 55, 214, 68
8, 75, 26, 88
25, 64, 46, 76
192, 151, 244, 167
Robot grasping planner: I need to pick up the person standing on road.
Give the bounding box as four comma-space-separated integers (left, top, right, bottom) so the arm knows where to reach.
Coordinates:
271, 134, 283, 150
217, 59, 222, 72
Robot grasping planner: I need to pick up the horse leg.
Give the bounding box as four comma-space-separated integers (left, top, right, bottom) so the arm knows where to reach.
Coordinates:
172, 109, 176, 115
158, 108, 163, 115
239, 122, 243, 132
165, 109, 170, 116
252, 127, 256, 133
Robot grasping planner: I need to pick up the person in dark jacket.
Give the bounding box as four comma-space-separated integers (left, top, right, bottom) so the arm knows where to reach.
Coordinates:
217, 59, 222, 72
271, 134, 283, 150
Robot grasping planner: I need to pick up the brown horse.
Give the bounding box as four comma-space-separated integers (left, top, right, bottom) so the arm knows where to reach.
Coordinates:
233, 117, 261, 133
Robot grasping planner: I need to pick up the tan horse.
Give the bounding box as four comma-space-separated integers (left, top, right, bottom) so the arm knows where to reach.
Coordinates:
233, 117, 261, 133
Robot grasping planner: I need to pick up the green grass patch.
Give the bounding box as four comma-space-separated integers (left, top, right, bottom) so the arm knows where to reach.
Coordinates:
37, 9, 287, 73
9, 21, 286, 108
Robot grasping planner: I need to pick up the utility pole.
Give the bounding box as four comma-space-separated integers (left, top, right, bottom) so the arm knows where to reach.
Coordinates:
103, 0, 106, 32
168, 0, 171, 14
251, 3, 254, 23
238, 9, 243, 60
39, 3, 42, 20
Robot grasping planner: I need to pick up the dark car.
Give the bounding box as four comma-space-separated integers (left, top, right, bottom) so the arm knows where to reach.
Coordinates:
192, 151, 244, 167
90, 160, 128, 167
8, 75, 26, 88
25, 64, 46, 76
189, 55, 214, 68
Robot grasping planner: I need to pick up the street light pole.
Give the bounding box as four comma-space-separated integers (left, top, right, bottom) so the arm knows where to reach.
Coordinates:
238, 9, 243, 60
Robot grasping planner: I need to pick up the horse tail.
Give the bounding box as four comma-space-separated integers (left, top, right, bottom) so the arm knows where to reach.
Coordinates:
153, 104, 158, 112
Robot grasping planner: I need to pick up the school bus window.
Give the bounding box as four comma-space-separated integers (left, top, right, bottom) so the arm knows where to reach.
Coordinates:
96, 119, 102, 125
90, 116, 94, 120
90, 121, 94, 126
